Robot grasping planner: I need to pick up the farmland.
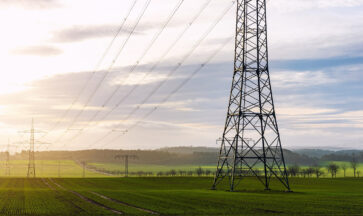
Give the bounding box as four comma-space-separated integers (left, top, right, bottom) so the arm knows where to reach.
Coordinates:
1, 159, 362, 178
0, 158, 362, 215
0, 160, 105, 178
88, 161, 363, 178
0, 177, 361, 215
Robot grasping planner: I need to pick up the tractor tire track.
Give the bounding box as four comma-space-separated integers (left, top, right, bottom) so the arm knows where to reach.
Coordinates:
41, 178, 84, 213
41, 178, 55, 191
74, 160, 117, 176
48, 178, 123, 215
90, 191, 159, 215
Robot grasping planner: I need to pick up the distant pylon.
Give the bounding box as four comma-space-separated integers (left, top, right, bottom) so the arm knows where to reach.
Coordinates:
27, 119, 36, 178
5, 138, 10, 176
18, 119, 49, 178
212, 0, 290, 191
58, 160, 61, 178
81, 161, 86, 178
115, 154, 138, 177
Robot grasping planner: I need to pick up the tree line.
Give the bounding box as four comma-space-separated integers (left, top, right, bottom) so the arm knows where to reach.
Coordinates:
287, 155, 360, 178
85, 164, 215, 177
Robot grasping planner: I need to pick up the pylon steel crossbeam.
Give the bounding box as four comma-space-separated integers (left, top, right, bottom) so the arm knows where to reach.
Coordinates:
212, 0, 290, 191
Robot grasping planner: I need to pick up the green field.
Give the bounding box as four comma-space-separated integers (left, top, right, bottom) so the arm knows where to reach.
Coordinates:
0, 177, 361, 215
1, 160, 362, 179
0, 160, 106, 178
89, 161, 363, 177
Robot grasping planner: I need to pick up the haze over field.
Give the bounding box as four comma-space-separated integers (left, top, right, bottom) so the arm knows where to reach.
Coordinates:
0, 0, 362, 151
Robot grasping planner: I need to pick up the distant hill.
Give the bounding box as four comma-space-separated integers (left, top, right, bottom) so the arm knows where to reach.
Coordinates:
157, 146, 218, 154
321, 150, 363, 162
293, 149, 363, 159
157, 147, 319, 165
293, 149, 335, 158
283, 149, 319, 166
333, 150, 363, 155
6, 147, 361, 167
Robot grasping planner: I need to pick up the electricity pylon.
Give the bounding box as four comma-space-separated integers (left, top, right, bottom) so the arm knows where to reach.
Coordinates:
28, 119, 36, 177
212, 0, 290, 191
81, 161, 86, 178
19, 119, 48, 178
115, 154, 138, 177
58, 160, 61, 178
5, 140, 21, 176
5, 139, 11, 176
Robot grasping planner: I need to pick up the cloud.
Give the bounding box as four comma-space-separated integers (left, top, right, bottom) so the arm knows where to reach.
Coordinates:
277, 107, 337, 116
11, 45, 63, 56
271, 33, 363, 60
267, 0, 363, 60
270, 57, 363, 71
1, 54, 362, 150
51, 25, 125, 43
0, 0, 61, 9
270, 0, 363, 12
110, 71, 170, 87
272, 70, 337, 89
50, 20, 186, 43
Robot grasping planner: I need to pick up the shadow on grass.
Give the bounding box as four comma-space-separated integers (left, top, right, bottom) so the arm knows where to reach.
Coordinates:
211, 188, 305, 195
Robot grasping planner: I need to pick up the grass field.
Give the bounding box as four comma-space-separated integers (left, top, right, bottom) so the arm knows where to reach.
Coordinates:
89, 161, 363, 177
0, 160, 106, 178
1, 160, 362, 179
0, 177, 361, 215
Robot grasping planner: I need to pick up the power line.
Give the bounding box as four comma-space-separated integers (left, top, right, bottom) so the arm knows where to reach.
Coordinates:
52, 0, 153, 145
65, 0, 215, 146
87, 2, 235, 149
59, 0, 187, 147
100, 36, 233, 149
40, 0, 139, 141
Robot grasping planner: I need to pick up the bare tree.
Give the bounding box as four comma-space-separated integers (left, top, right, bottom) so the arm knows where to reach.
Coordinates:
178, 170, 186, 176
313, 165, 323, 179
341, 164, 347, 177
357, 171, 361, 178
196, 167, 204, 176
301, 168, 308, 178
169, 169, 177, 176
287, 164, 300, 177
327, 163, 339, 178
351, 154, 358, 178
307, 167, 315, 178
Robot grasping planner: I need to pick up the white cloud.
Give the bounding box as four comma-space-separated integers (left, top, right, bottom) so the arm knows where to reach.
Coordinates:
269, 0, 363, 12
51, 104, 107, 111
110, 71, 169, 86
0, 0, 61, 9
277, 107, 337, 116
11, 45, 63, 56
272, 70, 337, 88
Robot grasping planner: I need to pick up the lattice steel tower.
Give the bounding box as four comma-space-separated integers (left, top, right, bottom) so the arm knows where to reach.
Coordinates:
27, 119, 36, 178
212, 0, 290, 191
5, 139, 10, 176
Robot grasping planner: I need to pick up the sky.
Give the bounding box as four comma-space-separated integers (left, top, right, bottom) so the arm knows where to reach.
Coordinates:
0, 0, 362, 152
